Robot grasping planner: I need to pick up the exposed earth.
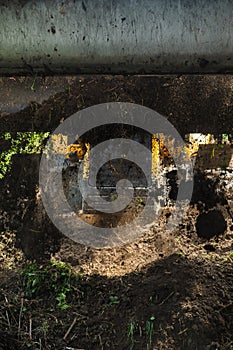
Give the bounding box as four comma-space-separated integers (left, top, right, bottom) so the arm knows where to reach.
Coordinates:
0, 75, 232, 349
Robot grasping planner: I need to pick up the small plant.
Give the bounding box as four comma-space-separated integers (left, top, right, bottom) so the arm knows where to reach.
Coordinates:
65, 86, 71, 94
138, 198, 144, 205
211, 147, 215, 158
30, 73, 37, 91
146, 316, 155, 348
21, 263, 44, 297
21, 261, 74, 310
56, 292, 70, 310
40, 320, 49, 339
109, 295, 120, 305
128, 322, 137, 349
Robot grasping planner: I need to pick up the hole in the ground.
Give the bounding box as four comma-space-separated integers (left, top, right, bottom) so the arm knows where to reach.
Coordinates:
196, 209, 227, 239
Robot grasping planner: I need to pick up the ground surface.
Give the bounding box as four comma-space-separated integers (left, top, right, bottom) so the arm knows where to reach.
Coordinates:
0, 75, 232, 349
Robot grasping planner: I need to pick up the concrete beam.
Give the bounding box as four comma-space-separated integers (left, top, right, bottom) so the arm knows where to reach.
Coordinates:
0, 0, 232, 75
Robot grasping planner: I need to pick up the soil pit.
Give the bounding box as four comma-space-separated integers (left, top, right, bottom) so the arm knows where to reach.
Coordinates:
0, 75, 232, 350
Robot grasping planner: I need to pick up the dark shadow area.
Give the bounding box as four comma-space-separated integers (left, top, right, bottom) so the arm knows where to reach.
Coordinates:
191, 171, 228, 210
0, 254, 232, 349
196, 209, 227, 239
0, 154, 62, 261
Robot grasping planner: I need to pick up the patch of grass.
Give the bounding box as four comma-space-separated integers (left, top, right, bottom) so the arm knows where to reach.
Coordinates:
127, 317, 155, 349
0, 132, 49, 179
21, 261, 76, 310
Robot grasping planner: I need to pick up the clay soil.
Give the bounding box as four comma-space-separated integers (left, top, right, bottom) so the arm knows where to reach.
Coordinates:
0, 75, 233, 350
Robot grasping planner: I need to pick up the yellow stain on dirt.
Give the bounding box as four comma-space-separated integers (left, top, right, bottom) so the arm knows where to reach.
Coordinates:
83, 143, 90, 179
51, 133, 232, 179
66, 142, 87, 160
151, 134, 160, 177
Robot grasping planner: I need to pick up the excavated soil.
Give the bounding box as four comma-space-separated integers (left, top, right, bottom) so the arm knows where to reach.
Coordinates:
0, 75, 232, 350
